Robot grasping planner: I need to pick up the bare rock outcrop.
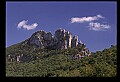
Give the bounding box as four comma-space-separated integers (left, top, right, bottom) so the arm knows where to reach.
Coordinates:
27, 28, 75, 50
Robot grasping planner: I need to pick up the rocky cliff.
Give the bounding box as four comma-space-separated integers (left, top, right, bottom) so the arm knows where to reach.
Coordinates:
27, 28, 87, 49
6, 28, 91, 62
27, 28, 91, 59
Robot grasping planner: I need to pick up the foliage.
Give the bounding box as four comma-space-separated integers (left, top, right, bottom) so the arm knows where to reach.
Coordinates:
6, 43, 117, 77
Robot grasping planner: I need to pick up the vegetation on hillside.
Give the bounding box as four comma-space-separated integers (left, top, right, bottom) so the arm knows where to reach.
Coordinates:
6, 43, 117, 77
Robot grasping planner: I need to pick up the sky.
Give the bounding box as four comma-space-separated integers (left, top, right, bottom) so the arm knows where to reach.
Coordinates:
6, 1, 117, 52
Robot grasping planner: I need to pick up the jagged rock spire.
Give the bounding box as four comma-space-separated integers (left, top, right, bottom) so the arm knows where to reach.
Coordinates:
27, 28, 89, 53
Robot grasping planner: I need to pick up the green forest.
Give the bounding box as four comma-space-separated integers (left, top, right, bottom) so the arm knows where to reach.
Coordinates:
6, 43, 117, 77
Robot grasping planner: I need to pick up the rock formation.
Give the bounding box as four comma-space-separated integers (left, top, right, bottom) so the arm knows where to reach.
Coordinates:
6, 28, 91, 62
27, 28, 74, 50
71, 35, 78, 48
27, 28, 91, 59
54, 28, 72, 49
27, 28, 90, 51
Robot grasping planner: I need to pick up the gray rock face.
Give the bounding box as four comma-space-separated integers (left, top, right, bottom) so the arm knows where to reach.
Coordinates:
54, 28, 72, 49
71, 35, 78, 48
7, 28, 91, 63
27, 30, 53, 48
27, 28, 74, 50
27, 28, 91, 57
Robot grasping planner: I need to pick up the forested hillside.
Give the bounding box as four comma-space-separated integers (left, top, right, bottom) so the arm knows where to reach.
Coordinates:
6, 44, 117, 77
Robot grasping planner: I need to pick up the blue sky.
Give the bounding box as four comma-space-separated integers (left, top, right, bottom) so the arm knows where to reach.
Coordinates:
6, 1, 117, 52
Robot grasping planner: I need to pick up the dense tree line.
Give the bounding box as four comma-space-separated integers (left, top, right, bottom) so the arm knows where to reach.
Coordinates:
6, 43, 117, 77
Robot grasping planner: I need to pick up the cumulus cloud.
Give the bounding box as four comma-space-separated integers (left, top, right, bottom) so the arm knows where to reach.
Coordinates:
17, 20, 38, 30
71, 14, 104, 23
89, 22, 110, 31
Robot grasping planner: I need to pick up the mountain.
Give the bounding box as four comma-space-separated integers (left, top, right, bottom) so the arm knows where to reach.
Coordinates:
6, 29, 117, 77
26, 28, 89, 50
6, 28, 91, 63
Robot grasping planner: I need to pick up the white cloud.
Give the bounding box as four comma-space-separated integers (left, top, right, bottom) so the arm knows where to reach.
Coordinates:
17, 20, 38, 30
89, 22, 110, 31
96, 14, 104, 18
71, 14, 104, 23
17, 20, 28, 28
